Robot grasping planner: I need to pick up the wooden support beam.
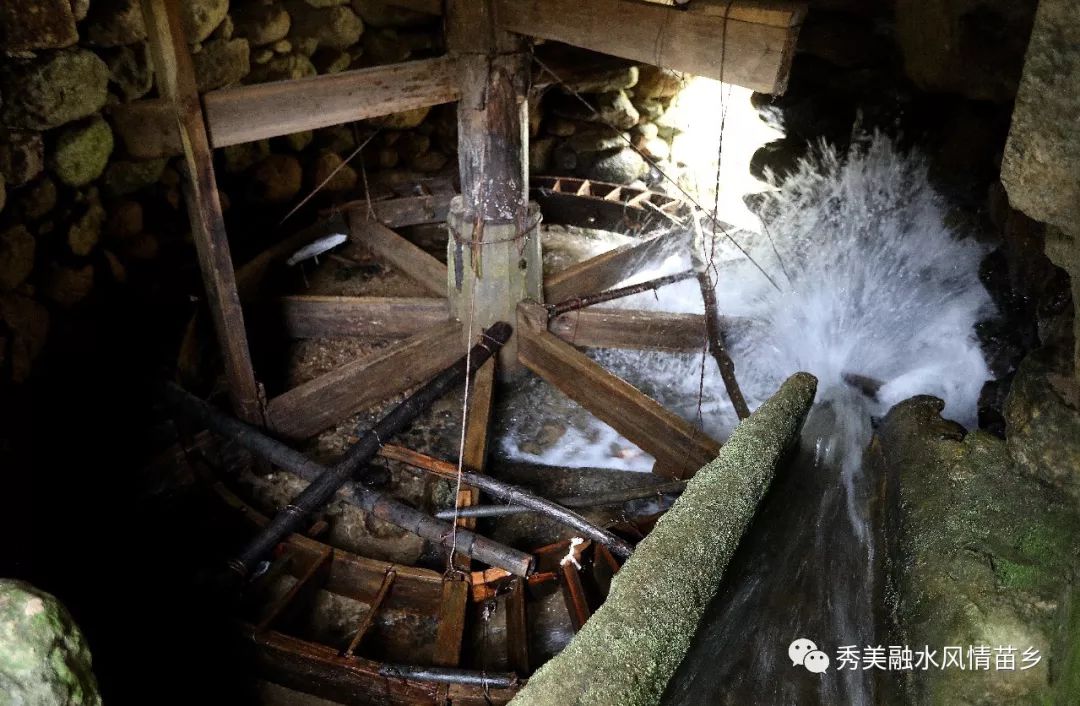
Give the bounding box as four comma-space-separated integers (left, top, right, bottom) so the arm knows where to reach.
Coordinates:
266, 320, 463, 439
506, 577, 530, 675
277, 296, 449, 339
496, 0, 806, 94
550, 308, 709, 352
205, 57, 460, 147
517, 302, 720, 479
342, 569, 395, 658
458, 357, 496, 528
110, 57, 459, 156
543, 230, 683, 304
140, 0, 263, 424
348, 212, 447, 297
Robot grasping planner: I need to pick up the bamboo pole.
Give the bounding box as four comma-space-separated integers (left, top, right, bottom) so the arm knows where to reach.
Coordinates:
546, 270, 696, 317
434, 480, 687, 519
379, 445, 635, 558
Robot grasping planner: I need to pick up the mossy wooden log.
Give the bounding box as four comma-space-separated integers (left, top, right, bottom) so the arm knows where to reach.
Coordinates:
509, 372, 817, 706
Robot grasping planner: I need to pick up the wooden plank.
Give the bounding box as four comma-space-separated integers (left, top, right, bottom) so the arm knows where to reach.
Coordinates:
337, 193, 455, 229
140, 0, 263, 424
543, 231, 682, 303
266, 320, 463, 439
278, 296, 449, 339
551, 308, 717, 351
204, 57, 460, 147
432, 578, 470, 667
517, 303, 719, 479
348, 212, 447, 297
257, 548, 332, 633
560, 561, 592, 633
506, 577, 530, 675
495, 0, 805, 94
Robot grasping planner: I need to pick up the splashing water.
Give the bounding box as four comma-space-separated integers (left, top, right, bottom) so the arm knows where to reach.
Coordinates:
502, 135, 994, 703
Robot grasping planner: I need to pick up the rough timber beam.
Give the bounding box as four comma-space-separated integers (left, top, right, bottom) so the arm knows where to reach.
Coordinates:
141, 0, 263, 424
110, 57, 460, 157
348, 212, 448, 297
265, 320, 463, 440
495, 0, 806, 94
517, 303, 720, 479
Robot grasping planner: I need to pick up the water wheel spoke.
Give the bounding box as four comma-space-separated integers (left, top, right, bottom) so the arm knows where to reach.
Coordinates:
265, 320, 463, 439
517, 303, 720, 479
276, 296, 449, 339
348, 211, 447, 296
543, 228, 683, 303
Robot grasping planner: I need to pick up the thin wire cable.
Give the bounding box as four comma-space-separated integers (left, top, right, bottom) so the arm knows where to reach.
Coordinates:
278, 129, 381, 227
532, 55, 784, 293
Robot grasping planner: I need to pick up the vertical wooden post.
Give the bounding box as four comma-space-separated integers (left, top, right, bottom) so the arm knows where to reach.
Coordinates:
446, 0, 540, 377
141, 0, 263, 423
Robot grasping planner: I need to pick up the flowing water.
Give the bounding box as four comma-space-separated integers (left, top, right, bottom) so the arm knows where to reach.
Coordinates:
502, 135, 995, 704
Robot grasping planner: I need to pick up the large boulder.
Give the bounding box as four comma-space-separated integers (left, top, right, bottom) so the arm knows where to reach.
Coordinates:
0, 580, 99, 704
109, 101, 182, 160
0, 0, 78, 52
83, 0, 147, 46
0, 49, 110, 130
873, 395, 1080, 705
585, 147, 647, 184
102, 157, 168, 197
895, 0, 1038, 102
50, 116, 115, 188
1004, 347, 1080, 502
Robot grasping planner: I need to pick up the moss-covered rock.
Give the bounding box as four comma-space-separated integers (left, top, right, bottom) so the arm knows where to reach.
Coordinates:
286, 1, 363, 51
193, 37, 251, 91
511, 373, 818, 706
0, 580, 100, 704
311, 151, 358, 192
0, 0, 79, 52
84, 0, 147, 47
103, 42, 155, 102
68, 200, 106, 256
102, 158, 168, 197
250, 153, 302, 202
0, 294, 49, 383
1005, 348, 1080, 502
234, 1, 292, 46
0, 130, 45, 187
874, 395, 1080, 705
181, 0, 230, 43
50, 117, 115, 188
350, 0, 434, 28
0, 225, 35, 291
0, 50, 110, 130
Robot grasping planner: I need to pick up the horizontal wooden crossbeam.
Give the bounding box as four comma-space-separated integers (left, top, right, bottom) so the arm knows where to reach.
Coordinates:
495, 0, 805, 93
543, 230, 684, 304
517, 303, 719, 479
337, 193, 455, 229
277, 296, 449, 338
112, 57, 460, 156
348, 213, 447, 297
266, 319, 462, 439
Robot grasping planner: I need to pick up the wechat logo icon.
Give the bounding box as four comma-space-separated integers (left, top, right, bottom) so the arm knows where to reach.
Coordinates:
789, 638, 830, 674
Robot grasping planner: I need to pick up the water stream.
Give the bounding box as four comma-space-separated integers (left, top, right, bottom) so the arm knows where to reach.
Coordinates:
503, 135, 995, 704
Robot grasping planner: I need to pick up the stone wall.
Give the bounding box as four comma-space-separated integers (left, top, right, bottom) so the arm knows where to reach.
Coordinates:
0, 1, 689, 388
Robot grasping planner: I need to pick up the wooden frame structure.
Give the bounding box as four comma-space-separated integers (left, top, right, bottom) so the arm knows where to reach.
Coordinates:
150, 0, 802, 692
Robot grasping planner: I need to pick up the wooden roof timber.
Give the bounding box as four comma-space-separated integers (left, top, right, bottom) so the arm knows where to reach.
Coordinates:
497, 0, 806, 94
